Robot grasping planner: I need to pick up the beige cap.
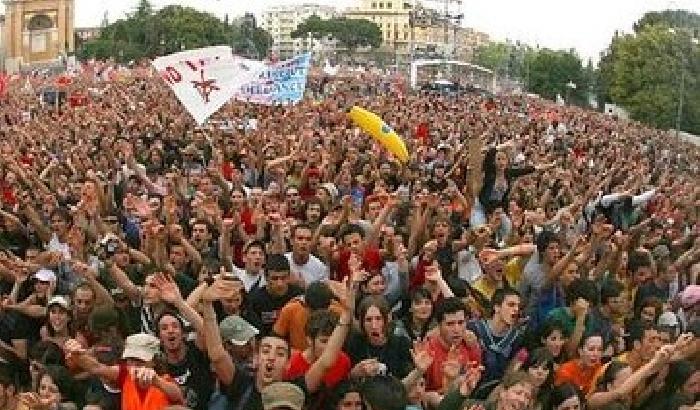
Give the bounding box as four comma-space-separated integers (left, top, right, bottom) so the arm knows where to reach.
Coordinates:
261, 382, 305, 410
122, 333, 160, 362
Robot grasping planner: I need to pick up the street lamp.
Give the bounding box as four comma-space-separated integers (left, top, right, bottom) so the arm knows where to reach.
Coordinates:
668, 27, 699, 138
565, 81, 577, 105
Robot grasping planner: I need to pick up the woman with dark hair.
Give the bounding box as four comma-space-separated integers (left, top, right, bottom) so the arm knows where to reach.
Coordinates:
393, 288, 436, 342
549, 383, 583, 410
522, 348, 555, 410
534, 319, 569, 366
40, 296, 73, 347
493, 348, 554, 410
326, 380, 364, 410
18, 365, 78, 410
344, 296, 413, 379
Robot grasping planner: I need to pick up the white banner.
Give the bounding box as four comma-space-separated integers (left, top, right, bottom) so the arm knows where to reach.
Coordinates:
152, 46, 264, 124
234, 53, 312, 106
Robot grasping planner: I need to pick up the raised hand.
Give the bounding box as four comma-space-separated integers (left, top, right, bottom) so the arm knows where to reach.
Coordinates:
152, 273, 183, 305
442, 345, 462, 381
459, 362, 484, 397
410, 340, 434, 373
572, 298, 589, 319
202, 277, 240, 302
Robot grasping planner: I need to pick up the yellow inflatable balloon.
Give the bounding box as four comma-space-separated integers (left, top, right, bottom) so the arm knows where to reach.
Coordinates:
347, 106, 409, 164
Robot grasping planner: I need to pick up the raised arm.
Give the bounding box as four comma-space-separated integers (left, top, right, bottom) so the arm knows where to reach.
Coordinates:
588, 345, 672, 409
104, 259, 142, 302
304, 277, 356, 393
202, 294, 235, 385
152, 273, 205, 349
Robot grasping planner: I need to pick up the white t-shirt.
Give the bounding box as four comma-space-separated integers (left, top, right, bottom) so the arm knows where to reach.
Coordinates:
232, 265, 266, 292
285, 253, 329, 286
457, 247, 483, 284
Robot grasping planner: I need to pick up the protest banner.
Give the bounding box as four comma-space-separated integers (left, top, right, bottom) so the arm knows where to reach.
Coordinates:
234, 53, 311, 105
153, 46, 263, 124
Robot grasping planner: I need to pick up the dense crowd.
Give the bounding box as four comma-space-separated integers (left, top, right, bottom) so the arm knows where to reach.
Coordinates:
0, 64, 699, 410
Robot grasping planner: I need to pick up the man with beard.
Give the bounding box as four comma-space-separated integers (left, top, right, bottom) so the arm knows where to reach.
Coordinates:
285, 224, 329, 286
424, 297, 482, 393
201, 271, 356, 410
468, 288, 526, 399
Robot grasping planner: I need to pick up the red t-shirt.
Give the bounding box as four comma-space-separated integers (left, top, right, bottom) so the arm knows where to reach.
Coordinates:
284, 350, 351, 388
425, 333, 482, 393
334, 246, 382, 282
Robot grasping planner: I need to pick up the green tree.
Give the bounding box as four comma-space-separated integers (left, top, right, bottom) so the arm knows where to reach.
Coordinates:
527, 48, 588, 105
599, 10, 700, 133
292, 16, 382, 51
633, 9, 700, 33
473, 42, 511, 73
78, 1, 272, 62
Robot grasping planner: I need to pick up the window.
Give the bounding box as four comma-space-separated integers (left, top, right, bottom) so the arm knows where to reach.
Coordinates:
387, 2, 392, 8
379, 2, 384, 8
404, 32, 409, 40
372, 2, 377, 8
403, 2, 412, 9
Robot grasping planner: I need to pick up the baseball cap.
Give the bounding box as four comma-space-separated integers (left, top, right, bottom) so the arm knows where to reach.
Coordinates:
219, 315, 259, 346
35, 268, 56, 282
652, 244, 671, 260
681, 285, 700, 309
261, 382, 305, 410
47, 295, 70, 310
658, 311, 679, 327
122, 333, 160, 362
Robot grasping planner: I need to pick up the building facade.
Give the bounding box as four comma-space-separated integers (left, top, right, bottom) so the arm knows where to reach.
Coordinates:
2, 0, 75, 72
261, 4, 338, 59
344, 0, 413, 55
343, 0, 490, 62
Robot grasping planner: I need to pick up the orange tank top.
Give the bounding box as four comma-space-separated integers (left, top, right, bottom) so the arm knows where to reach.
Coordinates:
121, 372, 171, 410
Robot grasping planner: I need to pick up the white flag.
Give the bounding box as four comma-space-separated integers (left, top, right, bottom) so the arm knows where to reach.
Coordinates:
152, 46, 263, 125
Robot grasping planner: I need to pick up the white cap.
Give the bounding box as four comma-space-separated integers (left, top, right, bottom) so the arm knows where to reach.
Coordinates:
34, 269, 56, 282
48, 295, 70, 310
658, 311, 679, 327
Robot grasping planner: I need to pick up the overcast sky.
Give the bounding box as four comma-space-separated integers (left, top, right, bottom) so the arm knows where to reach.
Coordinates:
2, 0, 698, 62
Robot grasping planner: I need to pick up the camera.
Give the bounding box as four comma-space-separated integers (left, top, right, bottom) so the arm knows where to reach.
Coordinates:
99, 234, 119, 257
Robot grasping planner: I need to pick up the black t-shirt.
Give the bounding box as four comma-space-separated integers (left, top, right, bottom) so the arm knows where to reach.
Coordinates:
343, 330, 413, 379
167, 342, 214, 410
224, 364, 307, 410
247, 285, 304, 336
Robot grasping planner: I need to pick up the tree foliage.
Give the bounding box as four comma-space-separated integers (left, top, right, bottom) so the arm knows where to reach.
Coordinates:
527, 49, 587, 104
78, 0, 272, 61
474, 42, 588, 105
292, 16, 382, 51
599, 10, 700, 133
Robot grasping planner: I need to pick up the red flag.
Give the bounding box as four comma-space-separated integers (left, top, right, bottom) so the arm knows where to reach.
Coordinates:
55, 74, 73, 88
0, 73, 8, 96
